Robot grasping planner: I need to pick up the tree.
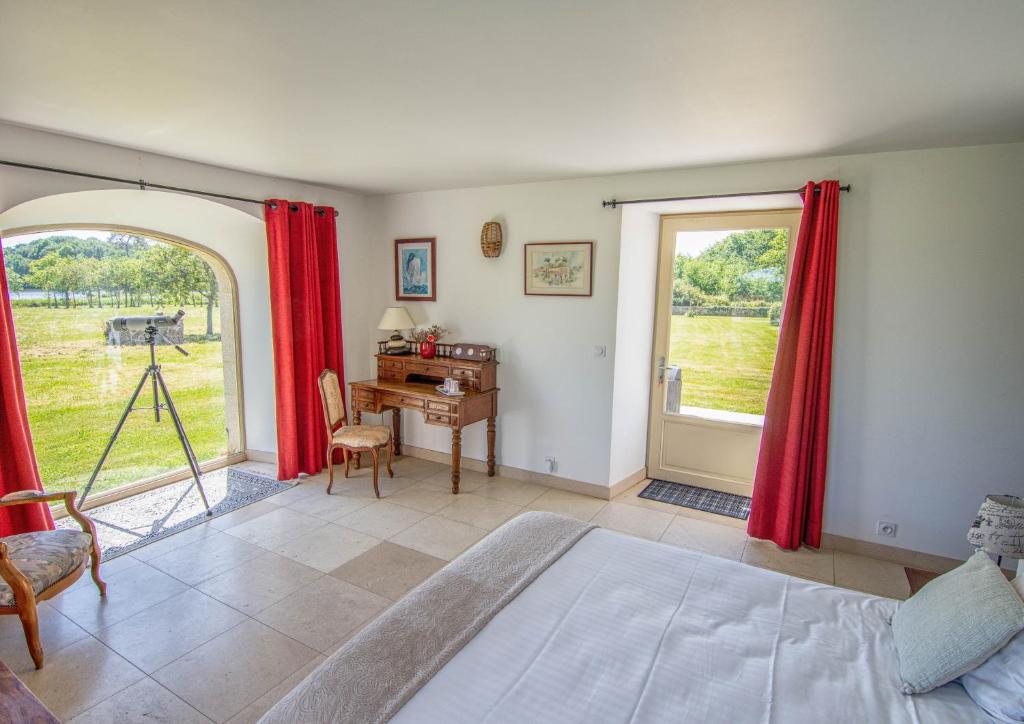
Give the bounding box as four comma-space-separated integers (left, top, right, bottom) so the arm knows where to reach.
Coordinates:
6, 269, 25, 296
146, 244, 219, 336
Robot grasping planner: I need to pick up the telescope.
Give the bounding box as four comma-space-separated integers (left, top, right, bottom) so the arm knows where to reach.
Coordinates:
109, 309, 185, 333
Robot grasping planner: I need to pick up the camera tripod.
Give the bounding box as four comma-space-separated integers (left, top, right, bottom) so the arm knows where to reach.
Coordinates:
79, 326, 212, 513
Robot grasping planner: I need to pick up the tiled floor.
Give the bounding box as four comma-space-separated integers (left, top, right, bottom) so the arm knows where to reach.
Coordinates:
3, 457, 912, 722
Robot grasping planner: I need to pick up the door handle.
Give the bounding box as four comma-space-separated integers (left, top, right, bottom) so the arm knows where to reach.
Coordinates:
656, 356, 665, 384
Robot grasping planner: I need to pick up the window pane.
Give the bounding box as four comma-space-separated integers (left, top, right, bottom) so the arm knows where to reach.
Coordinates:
665, 227, 789, 417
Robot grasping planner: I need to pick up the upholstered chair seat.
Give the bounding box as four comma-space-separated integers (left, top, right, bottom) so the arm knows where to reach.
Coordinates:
0, 530, 93, 607
333, 425, 391, 448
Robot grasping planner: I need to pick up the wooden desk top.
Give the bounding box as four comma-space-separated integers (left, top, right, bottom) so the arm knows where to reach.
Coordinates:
350, 378, 496, 401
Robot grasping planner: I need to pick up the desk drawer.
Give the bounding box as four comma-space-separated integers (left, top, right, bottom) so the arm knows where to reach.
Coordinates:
426, 400, 454, 414
381, 392, 425, 410
405, 361, 450, 378
378, 370, 401, 383
425, 411, 454, 426
380, 359, 405, 372
353, 397, 378, 413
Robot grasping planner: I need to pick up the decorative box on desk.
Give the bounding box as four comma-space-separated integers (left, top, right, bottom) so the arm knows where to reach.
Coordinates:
350, 349, 499, 493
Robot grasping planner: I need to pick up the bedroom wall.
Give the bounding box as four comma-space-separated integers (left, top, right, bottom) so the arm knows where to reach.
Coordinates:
371, 142, 1024, 561
0, 122, 376, 456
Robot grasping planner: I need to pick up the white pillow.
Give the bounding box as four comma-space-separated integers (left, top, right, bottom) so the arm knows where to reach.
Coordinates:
959, 574, 1024, 723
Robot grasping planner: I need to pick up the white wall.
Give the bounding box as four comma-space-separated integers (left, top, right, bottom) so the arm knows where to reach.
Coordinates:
0, 123, 376, 455
374, 143, 1024, 560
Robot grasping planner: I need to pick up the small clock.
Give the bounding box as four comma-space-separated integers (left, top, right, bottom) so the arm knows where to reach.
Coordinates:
450, 343, 495, 362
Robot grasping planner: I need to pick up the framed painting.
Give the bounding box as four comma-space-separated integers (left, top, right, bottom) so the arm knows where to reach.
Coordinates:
524, 241, 594, 297
395, 237, 436, 301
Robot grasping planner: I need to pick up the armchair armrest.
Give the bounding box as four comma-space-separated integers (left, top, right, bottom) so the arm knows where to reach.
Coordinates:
0, 490, 99, 543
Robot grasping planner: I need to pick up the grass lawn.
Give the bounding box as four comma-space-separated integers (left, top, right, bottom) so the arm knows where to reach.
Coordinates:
11, 303, 227, 499
668, 315, 779, 415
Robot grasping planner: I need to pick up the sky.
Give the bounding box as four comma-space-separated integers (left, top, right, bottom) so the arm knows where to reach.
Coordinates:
674, 229, 739, 258
1, 229, 110, 247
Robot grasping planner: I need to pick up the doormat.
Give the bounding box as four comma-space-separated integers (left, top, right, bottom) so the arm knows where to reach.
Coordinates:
638, 479, 751, 520
56, 467, 294, 560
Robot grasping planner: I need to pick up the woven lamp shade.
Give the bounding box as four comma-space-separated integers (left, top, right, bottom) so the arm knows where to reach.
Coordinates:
480, 222, 502, 258
967, 494, 1024, 558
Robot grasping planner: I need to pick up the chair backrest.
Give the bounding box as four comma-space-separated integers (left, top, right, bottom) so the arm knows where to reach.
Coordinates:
317, 369, 347, 438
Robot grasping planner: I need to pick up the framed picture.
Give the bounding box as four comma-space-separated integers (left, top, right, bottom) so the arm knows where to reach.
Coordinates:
524, 241, 594, 297
394, 237, 436, 301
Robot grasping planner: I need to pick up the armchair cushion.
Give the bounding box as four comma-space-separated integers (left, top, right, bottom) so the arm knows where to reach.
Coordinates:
0, 530, 93, 607
333, 425, 391, 449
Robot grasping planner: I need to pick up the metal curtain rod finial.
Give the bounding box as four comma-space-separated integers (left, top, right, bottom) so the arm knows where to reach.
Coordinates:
602, 184, 851, 208
0, 159, 340, 218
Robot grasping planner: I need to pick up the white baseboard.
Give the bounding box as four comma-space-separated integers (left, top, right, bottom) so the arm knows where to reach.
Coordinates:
820, 533, 965, 574
609, 468, 648, 498
398, 444, 618, 500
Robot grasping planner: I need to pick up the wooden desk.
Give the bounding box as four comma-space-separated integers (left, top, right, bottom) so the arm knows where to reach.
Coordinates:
350, 353, 498, 494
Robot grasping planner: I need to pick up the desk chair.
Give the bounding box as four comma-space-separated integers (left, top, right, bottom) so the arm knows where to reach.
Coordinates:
318, 369, 393, 497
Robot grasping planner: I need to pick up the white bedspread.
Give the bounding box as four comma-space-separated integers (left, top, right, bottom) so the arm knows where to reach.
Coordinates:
394, 528, 989, 723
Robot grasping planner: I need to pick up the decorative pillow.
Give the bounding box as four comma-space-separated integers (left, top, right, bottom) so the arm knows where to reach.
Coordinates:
891, 551, 1024, 694
959, 575, 1024, 723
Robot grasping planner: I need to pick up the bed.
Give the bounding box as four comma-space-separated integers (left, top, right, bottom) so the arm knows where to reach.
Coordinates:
260, 512, 990, 723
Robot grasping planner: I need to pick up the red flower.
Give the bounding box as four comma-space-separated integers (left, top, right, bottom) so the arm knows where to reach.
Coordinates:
426, 334, 436, 342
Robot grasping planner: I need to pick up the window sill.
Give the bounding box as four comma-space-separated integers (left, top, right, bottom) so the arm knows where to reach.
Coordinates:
669, 406, 765, 429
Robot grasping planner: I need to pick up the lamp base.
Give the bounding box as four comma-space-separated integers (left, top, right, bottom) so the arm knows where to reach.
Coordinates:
385, 332, 410, 354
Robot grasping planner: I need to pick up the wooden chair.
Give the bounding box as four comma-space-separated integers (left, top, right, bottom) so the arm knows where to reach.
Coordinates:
318, 369, 394, 497
0, 490, 105, 669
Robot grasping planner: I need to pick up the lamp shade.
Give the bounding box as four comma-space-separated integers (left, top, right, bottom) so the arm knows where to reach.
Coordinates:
377, 306, 415, 331
967, 495, 1024, 558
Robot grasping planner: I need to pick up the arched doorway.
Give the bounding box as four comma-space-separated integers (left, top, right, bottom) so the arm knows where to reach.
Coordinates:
0, 189, 272, 506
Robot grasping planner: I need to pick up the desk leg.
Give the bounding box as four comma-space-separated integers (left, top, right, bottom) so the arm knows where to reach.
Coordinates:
352, 410, 362, 469
486, 416, 496, 477
392, 409, 402, 456
450, 428, 461, 494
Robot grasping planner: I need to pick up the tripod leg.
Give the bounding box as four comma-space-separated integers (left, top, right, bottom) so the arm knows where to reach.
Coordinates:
80, 368, 153, 507
155, 370, 213, 515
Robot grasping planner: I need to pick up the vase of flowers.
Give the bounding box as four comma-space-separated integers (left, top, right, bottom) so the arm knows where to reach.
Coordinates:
411, 324, 447, 359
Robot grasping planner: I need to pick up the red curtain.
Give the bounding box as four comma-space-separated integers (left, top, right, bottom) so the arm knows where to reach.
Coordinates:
747, 181, 840, 550
265, 201, 344, 480
0, 242, 54, 535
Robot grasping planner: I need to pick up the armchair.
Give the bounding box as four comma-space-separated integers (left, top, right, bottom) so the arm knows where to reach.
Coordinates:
0, 490, 105, 669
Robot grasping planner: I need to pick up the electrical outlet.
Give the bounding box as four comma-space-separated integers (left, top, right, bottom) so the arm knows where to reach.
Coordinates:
544, 456, 557, 473
877, 520, 898, 538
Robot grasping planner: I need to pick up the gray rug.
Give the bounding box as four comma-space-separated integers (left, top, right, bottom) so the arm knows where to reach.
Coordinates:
56, 468, 294, 560
639, 479, 751, 520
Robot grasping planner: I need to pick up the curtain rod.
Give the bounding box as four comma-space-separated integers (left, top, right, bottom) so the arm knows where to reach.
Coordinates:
601, 184, 851, 208
0, 159, 340, 217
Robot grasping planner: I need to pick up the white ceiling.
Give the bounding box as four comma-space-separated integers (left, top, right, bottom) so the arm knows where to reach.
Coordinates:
1, 0, 1022, 194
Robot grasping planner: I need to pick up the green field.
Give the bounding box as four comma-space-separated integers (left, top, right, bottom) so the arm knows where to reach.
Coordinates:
668, 315, 779, 415
11, 303, 227, 498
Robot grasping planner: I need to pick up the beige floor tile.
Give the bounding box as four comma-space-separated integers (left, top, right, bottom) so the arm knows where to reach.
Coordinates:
19, 636, 145, 721
153, 619, 318, 723
421, 468, 486, 493
437, 494, 522, 530
330, 542, 446, 600
147, 532, 265, 586
52, 562, 189, 633
470, 477, 548, 506
383, 482, 457, 513
390, 515, 489, 560
95, 589, 246, 673
70, 553, 143, 591
68, 676, 212, 724
659, 516, 748, 561
289, 490, 374, 521
132, 522, 221, 561
336, 501, 429, 538
835, 551, 911, 599
390, 456, 448, 480
328, 473, 417, 499
207, 500, 280, 530
672, 505, 749, 530
592, 502, 674, 541
525, 489, 608, 522
196, 551, 323, 615
270, 522, 380, 572
225, 656, 325, 724
224, 507, 327, 548
613, 481, 693, 516
255, 576, 390, 654
0, 602, 90, 674
741, 539, 835, 583
262, 480, 325, 507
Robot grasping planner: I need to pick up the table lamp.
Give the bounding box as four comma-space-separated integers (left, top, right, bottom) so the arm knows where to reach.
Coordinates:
967, 494, 1024, 570
378, 306, 415, 354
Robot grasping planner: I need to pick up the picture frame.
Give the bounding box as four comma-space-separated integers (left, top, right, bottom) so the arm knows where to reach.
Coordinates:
524, 241, 594, 297
394, 237, 436, 301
